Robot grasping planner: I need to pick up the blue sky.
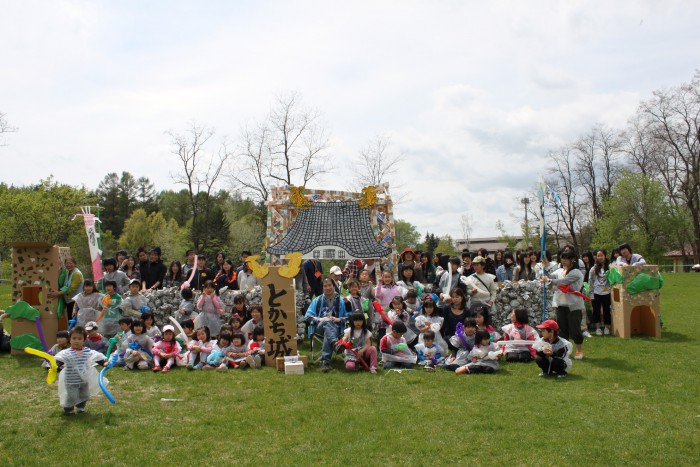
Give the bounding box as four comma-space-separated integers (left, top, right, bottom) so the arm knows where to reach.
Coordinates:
1, 0, 698, 239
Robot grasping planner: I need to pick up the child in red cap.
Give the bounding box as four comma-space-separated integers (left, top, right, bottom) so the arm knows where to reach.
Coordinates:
533, 320, 573, 378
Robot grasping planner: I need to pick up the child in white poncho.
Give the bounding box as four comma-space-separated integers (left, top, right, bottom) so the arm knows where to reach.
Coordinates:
54, 326, 106, 415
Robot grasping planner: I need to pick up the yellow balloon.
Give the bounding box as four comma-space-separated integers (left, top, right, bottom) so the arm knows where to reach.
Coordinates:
24, 347, 58, 385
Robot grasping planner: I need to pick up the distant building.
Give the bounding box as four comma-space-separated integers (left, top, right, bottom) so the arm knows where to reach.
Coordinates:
455, 236, 525, 257
664, 247, 696, 272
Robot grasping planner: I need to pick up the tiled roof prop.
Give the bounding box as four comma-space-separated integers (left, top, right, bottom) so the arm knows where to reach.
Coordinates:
267, 201, 392, 258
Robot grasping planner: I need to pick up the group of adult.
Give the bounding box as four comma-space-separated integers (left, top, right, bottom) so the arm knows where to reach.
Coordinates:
50, 247, 263, 321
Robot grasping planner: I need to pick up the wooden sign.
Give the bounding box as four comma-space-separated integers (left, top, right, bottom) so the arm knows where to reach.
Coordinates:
262, 267, 298, 366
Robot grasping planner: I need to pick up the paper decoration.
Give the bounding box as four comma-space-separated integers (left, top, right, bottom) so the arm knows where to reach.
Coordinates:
265, 184, 397, 271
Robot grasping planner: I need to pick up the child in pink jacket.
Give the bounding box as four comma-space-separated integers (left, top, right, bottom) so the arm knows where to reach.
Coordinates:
186, 326, 213, 370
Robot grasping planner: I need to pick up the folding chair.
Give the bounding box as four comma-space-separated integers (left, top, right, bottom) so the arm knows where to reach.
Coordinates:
308, 320, 347, 364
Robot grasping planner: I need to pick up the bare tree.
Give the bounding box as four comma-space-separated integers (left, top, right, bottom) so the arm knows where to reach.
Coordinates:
460, 213, 473, 250
232, 122, 271, 203
168, 122, 231, 252
232, 92, 332, 203
637, 72, 700, 261
596, 124, 623, 201
268, 92, 331, 186
350, 133, 405, 188
572, 129, 600, 219
548, 146, 589, 252
622, 114, 660, 178
0, 112, 17, 146
572, 123, 622, 220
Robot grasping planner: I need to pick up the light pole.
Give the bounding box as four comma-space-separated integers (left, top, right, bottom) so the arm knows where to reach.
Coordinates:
521, 197, 530, 248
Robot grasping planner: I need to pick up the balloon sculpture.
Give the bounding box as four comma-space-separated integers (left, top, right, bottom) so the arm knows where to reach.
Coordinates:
99, 352, 118, 404
24, 347, 58, 385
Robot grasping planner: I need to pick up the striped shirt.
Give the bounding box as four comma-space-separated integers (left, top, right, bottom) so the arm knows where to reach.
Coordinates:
54, 347, 103, 384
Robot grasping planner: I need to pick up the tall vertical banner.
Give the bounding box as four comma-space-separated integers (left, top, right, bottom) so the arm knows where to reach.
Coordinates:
537, 180, 547, 321
262, 267, 298, 366
74, 208, 103, 282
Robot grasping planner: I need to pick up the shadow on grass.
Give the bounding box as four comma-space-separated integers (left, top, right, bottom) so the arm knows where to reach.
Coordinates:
584, 357, 636, 372
617, 332, 693, 344
651, 331, 692, 344
61, 411, 121, 427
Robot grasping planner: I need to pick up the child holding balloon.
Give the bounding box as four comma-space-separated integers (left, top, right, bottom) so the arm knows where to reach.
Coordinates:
54, 326, 106, 415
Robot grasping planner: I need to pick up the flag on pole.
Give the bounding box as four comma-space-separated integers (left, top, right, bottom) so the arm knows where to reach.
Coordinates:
74, 207, 103, 281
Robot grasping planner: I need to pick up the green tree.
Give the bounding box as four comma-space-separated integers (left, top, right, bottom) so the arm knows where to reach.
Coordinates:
118, 209, 188, 261
423, 232, 439, 254
495, 220, 518, 251
118, 209, 150, 253
592, 172, 689, 263
394, 219, 421, 252
0, 177, 95, 250
223, 194, 266, 258
158, 189, 191, 226
135, 176, 157, 213
434, 235, 458, 258
96, 171, 152, 237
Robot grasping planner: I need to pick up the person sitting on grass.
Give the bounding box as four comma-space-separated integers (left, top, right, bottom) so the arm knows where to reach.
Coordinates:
500, 308, 538, 363
207, 332, 235, 371
186, 326, 213, 370
415, 330, 443, 371
388, 296, 416, 345
175, 319, 195, 366
379, 321, 414, 370
248, 325, 266, 368
152, 325, 181, 373
455, 329, 502, 374
141, 311, 161, 341
225, 333, 258, 369
45, 331, 70, 370
122, 319, 154, 371
84, 321, 109, 354
442, 318, 478, 371
341, 313, 378, 374
533, 320, 573, 378
415, 295, 448, 355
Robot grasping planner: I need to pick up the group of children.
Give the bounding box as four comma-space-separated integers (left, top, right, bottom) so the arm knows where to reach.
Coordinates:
369, 302, 572, 378
46, 269, 577, 414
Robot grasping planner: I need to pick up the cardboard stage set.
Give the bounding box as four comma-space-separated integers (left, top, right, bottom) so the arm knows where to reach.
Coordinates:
610, 265, 662, 339
255, 184, 397, 369
8, 242, 70, 355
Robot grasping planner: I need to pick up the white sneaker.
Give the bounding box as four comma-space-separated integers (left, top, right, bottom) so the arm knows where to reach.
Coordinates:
245, 355, 256, 368
595, 328, 603, 336
217, 363, 228, 372
582, 330, 592, 338
604, 327, 610, 335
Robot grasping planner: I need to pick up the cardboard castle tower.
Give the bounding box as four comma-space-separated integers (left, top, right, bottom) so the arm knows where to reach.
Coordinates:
610, 264, 662, 339
9, 242, 69, 355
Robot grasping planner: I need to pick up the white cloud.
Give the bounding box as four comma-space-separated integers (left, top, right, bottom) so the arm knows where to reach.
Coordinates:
1, 0, 699, 242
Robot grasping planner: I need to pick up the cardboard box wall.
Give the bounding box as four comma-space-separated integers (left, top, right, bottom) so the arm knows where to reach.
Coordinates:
610, 264, 661, 339
10, 242, 64, 355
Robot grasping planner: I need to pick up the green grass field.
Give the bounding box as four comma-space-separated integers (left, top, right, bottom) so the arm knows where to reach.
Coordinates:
1, 275, 699, 466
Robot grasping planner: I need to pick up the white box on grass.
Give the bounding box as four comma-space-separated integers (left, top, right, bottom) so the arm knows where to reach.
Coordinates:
284, 361, 304, 375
